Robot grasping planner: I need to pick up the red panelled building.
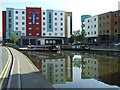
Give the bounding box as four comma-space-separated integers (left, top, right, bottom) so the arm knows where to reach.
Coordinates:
26, 7, 42, 36
2, 11, 6, 39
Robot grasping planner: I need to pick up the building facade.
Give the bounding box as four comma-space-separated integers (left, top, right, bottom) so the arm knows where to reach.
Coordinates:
2, 7, 72, 46
85, 15, 98, 44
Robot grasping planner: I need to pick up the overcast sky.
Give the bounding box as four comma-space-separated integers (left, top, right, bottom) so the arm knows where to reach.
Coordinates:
0, 0, 120, 39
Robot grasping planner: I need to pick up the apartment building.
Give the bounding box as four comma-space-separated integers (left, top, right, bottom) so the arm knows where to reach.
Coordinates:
2, 7, 72, 46
84, 15, 98, 44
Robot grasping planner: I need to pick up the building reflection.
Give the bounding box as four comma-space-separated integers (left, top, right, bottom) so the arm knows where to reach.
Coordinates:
32, 56, 73, 84
81, 54, 120, 87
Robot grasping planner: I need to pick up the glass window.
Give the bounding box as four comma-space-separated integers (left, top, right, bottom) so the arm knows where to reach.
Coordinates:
55, 23, 57, 26
119, 14, 120, 16
61, 23, 63, 26
61, 33, 63, 36
60, 13, 63, 15
16, 16, 18, 19
16, 27, 18, 30
22, 22, 25, 25
103, 30, 105, 33
36, 33, 39, 35
94, 18, 96, 21
61, 18, 63, 21
9, 11, 11, 17
43, 12, 45, 15
16, 11, 18, 14
88, 20, 89, 23
107, 15, 109, 18
28, 22, 32, 25
43, 22, 45, 25
36, 28, 39, 30
91, 31, 93, 35
99, 31, 102, 34
43, 33, 45, 35
103, 16, 105, 20
22, 33, 25, 36
29, 33, 32, 35
36, 22, 39, 25
94, 25, 96, 28
55, 13, 57, 15
88, 32, 90, 35
99, 17, 101, 20
43, 28, 45, 30
22, 27, 25, 30
55, 33, 57, 36
115, 14, 117, 17
36, 12, 39, 14
28, 28, 32, 30
94, 31, 96, 34
55, 18, 57, 20
107, 30, 109, 33
88, 26, 90, 29
61, 28, 63, 31
16, 22, 18, 25
49, 33, 51, 36
22, 11, 24, 14
55, 28, 57, 31
115, 29, 117, 33
22, 16, 25, 20
103, 23, 105, 26
28, 17, 32, 19
107, 22, 109, 26
115, 22, 117, 25
29, 11, 32, 14
43, 17, 45, 20
100, 24, 101, 27
36, 17, 39, 19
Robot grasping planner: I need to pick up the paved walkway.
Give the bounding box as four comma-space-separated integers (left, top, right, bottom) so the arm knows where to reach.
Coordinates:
7, 47, 54, 88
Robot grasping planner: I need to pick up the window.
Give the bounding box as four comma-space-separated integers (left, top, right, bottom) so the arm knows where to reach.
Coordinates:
22, 16, 25, 20
16, 22, 18, 25
28, 28, 32, 30
99, 31, 102, 34
94, 18, 96, 21
43, 28, 45, 31
55, 13, 57, 15
119, 14, 120, 16
36, 28, 39, 30
91, 25, 93, 28
28, 17, 32, 19
43, 12, 45, 15
88, 20, 89, 23
107, 30, 109, 33
43, 33, 45, 35
49, 33, 51, 36
36, 12, 39, 14
88, 32, 90, 35
107, 15, 109, 18
55, 33, 57, 36
91, 31, 93, 35
94, 25, 96, 28
115, 29, 117, 33
29, 11, 32, 14
16, 27, 18, 30
103, 16, 105, 20
55, 23, 57, 26
36, 33, 39, 35
103, 23, 105, 26
36, 17, 39, 19
22, 33, 25, 36
115, 14, 117, 17
119, 21, 120, 24
103, 30, 105, 33
22, 11, 24, 14
115, 22, 117, 25
29, 33, 32, 35
99, 17, 101, 20
36, 22, 39, 25
22, 22, 25, 25
16, 16, 18, 19
94, 31, 96, 34
16, 11, 18, 14
43, 22, 45, 25
16, 33, 18, 35
61, 33, 63, 36
61, 18, 63, 21
9, 11, 11, 17
61, 28, 63, 31
55, 18, 57, 20
88, 26, 90, 29
22, 27, 25, 30
107, 22, 109, 26
43, 17, 45, 20
28, 22, 32, 25
61, 23, 63, 26
60, 13, 63, 15
100, 24, 101, 27
55, 28, 57, 31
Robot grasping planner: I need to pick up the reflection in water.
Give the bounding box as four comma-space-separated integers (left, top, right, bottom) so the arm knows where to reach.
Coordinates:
22, 51, 120, 88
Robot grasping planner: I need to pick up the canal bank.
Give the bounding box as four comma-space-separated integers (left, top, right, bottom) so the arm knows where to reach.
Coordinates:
6, 47, 54, 88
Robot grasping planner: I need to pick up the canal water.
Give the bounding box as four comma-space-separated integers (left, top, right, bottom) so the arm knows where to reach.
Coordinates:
22, 50, 120, 88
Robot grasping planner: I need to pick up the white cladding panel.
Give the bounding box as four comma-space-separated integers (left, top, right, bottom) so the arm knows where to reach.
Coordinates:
14, 9, 26, 36
85, 15, 98, 38
67, 16, 71, 38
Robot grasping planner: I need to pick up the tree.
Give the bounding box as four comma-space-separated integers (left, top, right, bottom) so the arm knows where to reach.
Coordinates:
69, 35, 74, 43
10, 32, 19, 44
